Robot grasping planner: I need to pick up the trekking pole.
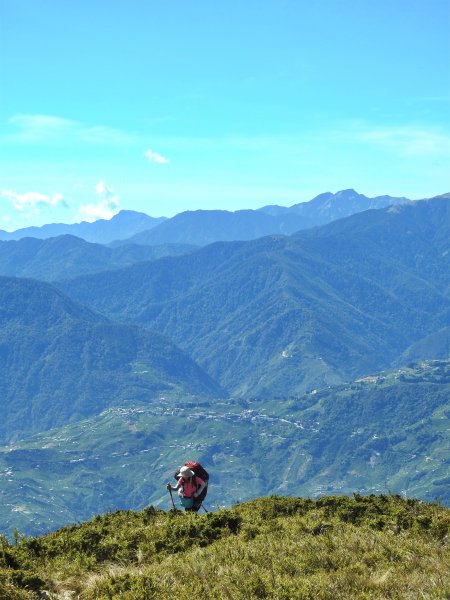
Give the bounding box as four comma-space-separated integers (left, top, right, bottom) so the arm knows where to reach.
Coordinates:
168, 487, 175, 510
200, 503, 209, 513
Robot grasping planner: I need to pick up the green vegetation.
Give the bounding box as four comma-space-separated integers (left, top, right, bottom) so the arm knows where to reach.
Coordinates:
1, 360, 449, 537
0, 495, 448, 599
1, 197, 449, 574
59, 197, 450, 397
0, 235, 194, 281
0, 276, 224, 443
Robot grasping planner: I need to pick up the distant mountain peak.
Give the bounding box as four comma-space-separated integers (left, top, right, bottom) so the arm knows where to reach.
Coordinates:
0, 210, 166, 244
111, 209, 161, 220
335, 188, 362, 197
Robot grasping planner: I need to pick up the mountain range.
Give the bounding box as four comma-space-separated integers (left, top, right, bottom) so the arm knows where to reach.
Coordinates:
104, 189, 414, 247
0, 210, 166, 243
58, 196, 450, 397
0, 189, 412, 246
258, 188, 410, 219
0, 189, 449, 539
0, 235, 195, 281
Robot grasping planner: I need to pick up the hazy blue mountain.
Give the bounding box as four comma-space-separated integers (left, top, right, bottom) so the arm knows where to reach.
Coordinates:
0, 210, 166, 243
0, 190, 413, 248
398, 326, 450, 364
0, 235, 195, 281
1, 360, 448, 536
259, 188, 411, 223
0, 276, 224, 444
58, 197, 450, 397
118, 189, 412, 247
124, 209, 305, 246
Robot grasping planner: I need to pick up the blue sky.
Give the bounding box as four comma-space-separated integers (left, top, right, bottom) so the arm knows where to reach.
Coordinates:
1, 0, 449, 230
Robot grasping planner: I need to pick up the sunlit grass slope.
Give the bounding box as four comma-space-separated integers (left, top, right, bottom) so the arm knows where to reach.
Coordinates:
1, 495, 449, 599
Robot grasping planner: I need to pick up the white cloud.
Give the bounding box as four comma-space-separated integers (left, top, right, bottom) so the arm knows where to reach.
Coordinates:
78, 203, 118, 221
95, 180, 115, 196
1, 189, 67, 215
144, 148, 170, 164
78, 181, 120, 222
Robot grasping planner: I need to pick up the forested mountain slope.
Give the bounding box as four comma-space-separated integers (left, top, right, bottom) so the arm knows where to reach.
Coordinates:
59, 197, 450, 397
0, 277, 224, 443
0, 235, 194, 281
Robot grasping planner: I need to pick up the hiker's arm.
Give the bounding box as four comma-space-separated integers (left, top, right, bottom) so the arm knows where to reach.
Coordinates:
194, 480, 206, 497
166, 482, 181, 491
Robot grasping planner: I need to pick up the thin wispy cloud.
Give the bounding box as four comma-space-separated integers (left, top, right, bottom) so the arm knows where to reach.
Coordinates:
355, 125, 450, 157
6, 114, 136, 146
7, 114, 78, 144
144, 148, 170, 164
78, 181, 120, 222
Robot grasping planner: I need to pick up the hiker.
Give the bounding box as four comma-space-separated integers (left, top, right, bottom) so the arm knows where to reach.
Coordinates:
166, 465, 207, 511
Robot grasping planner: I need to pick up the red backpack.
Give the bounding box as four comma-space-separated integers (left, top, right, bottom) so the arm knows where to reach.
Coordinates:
184, 461, 209, 485
175, 461, 209, 507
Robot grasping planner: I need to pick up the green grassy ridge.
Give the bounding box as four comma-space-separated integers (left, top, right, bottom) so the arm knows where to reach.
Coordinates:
1, 360, 449, 538
0, 495, 449, 599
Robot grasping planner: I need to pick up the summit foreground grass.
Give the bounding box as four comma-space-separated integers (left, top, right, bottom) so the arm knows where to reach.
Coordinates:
0, 495, 449, 599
